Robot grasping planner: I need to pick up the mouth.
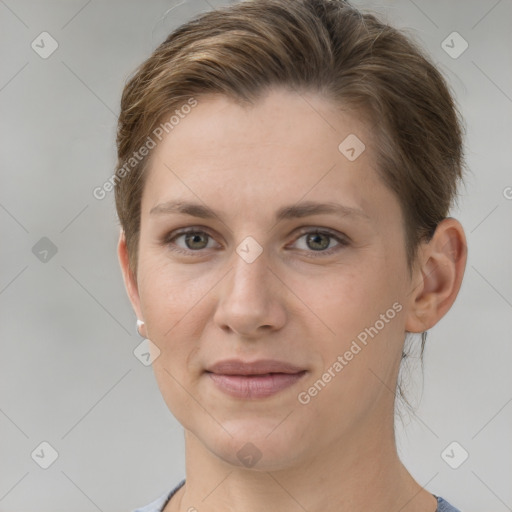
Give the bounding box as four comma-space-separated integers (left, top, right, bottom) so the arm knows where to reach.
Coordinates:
205, 359, 307, 399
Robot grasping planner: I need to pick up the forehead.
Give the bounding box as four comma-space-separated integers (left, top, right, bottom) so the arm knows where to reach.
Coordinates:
141, 88, 395, 224
151, 88, 373, 161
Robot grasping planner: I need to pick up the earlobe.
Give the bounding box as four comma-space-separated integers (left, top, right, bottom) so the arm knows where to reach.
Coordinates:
405, 218, 467, 333
117, 228, 143, 323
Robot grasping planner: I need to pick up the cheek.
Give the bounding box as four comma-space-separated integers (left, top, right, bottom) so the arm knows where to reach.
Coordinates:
297, 276, 405, 427
294, 260, 401, 336
138, 264, 207, 426
293, 257, 406, 385
136, 263, 200, 367
138, 257, 210, 330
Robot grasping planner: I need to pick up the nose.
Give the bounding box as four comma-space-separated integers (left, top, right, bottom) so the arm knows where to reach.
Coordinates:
213, 245, 287, 338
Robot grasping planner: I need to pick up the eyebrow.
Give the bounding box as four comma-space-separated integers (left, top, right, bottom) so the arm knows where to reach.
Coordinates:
149, 200, 371, 222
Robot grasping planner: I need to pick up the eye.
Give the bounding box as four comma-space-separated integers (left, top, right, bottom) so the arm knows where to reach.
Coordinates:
164, 228, 219, 254
290, 228, 349, 256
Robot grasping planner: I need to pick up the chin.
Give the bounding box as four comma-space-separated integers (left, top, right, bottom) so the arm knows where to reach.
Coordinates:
201, 419, 309, 471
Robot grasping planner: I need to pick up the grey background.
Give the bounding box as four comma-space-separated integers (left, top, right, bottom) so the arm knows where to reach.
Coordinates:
1, 0, 511, 510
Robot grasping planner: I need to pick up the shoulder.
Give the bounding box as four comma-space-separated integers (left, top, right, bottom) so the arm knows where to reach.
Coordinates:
132, 485, 460, 512
132, 479, 186, 512
435, 495, 462, 512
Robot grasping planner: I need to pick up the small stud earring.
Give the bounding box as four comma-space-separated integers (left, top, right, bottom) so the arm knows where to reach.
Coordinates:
136, 319, 145, 337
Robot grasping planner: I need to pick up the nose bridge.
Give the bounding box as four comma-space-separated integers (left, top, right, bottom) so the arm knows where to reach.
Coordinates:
229, 239, 271, 298
213, 237, 286, 335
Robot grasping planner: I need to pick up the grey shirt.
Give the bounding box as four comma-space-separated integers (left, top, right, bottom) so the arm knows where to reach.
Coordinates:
132, 479, 462, 512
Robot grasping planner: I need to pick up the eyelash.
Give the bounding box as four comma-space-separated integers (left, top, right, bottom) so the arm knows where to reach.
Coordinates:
163, 226, 350, 258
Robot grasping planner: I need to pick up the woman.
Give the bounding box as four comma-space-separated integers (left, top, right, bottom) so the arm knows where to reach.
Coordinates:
115, 0, 467, 510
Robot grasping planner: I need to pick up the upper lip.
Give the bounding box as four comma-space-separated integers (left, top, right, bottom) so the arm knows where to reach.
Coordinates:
206, 359, 306, 375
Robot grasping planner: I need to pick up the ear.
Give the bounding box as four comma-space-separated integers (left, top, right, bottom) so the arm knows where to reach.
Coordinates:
405, 218, 467, 333
117, 229, 145, 335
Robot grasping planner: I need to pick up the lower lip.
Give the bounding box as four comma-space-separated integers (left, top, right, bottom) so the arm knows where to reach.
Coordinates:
206, 371, 307, 399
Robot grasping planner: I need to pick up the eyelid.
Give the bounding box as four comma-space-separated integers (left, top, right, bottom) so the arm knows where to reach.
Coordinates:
291, 226, 350, 243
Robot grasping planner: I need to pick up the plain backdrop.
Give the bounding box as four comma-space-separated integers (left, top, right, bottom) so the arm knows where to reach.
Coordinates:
1, 0, 511, 511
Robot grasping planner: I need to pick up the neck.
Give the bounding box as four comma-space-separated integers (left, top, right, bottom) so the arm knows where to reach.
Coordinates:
166, 409, 436, 512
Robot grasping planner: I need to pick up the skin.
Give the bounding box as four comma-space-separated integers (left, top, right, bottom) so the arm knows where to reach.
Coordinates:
118, 87, 467, 512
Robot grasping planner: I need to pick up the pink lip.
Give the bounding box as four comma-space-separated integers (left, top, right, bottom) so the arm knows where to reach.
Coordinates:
207, 372, 307, 399
205, 359, 307, 399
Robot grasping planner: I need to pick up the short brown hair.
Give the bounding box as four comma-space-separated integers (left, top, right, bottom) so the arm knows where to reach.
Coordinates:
114, 0, 466, 397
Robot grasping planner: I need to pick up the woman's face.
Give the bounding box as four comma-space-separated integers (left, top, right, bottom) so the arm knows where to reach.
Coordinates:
122, 87, 421, 470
